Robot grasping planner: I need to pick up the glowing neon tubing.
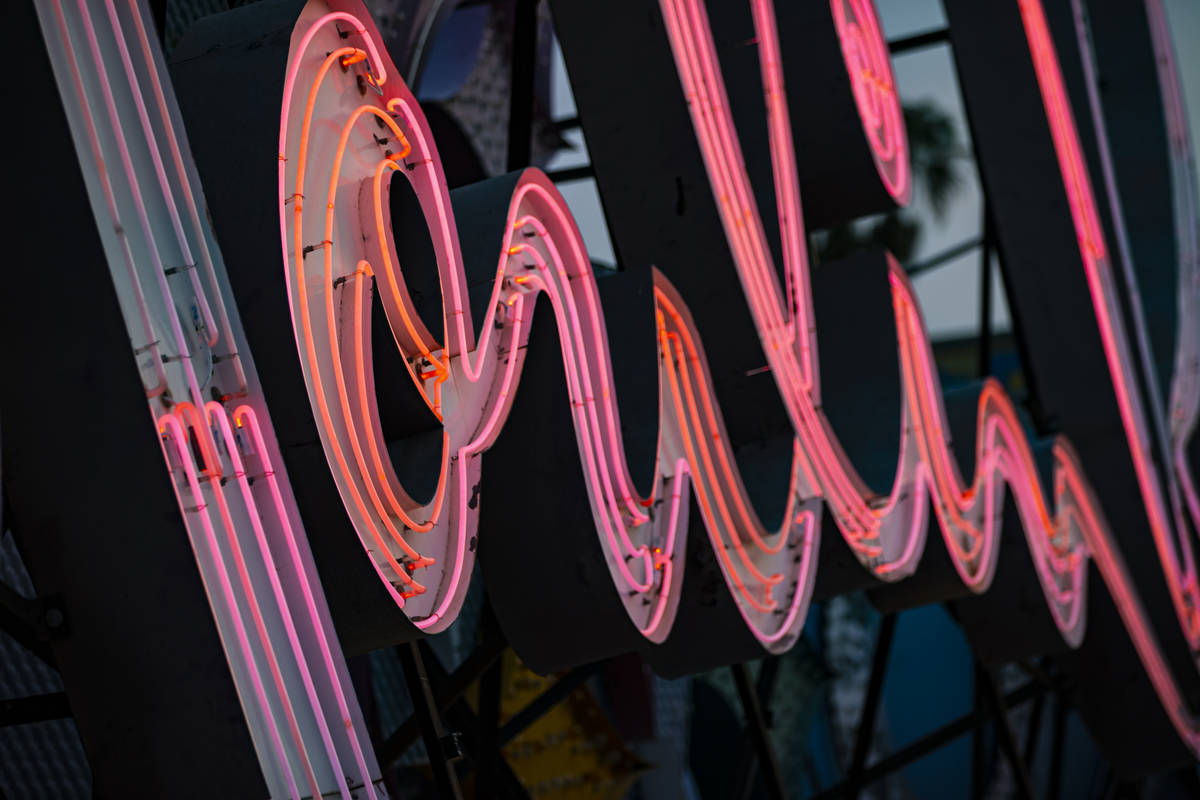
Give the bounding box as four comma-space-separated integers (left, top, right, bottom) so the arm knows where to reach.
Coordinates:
157, 413, 302, 799
170, 401, 323, 800
74, 0, 204, 409
283, 16, 701, 634
39, 2, 385, 794
277, 1, 1085, 652
125, 0, 249, 393
1144, 0, 1200, 584
206, 401, 350, 798
1017, 0, 1200, 645
830, 0, 911, 203
670, 0, 1199, 755
103, 0, 220, 348
47, 0, 168, 398
235, 405, 379, 798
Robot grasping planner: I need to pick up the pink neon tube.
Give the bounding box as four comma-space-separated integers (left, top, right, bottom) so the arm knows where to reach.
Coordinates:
73, 0, 204, 409
47, 0, 168, 398
157, 413, 303, 798
1144, 0, 1200, 615
234, 405, 378, 798
1017, 0, 1200, 648
830, 0, 911, 203
125, 0, 249, 393
276, 0, 1086, 656
43, 0, 383, 793
270, 6, 1200, 752
103, 0, 220, 348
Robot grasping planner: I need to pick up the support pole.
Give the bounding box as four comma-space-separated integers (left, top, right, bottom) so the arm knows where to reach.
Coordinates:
847, 614, 898, 798
498, 662, 601, 746
1048, 697, 1068, 800
0, 692, 71, 728
507, 0, 538, 172
888, 27, 950, 55
397, 643, 464, 800
377, 634, 507, 768
978, 665, 1036, 800
735, 657, 783, 799
731, 662, 787, 800
978, 210, 994, 378
418, 642, 531, 800
810, 681, 1043, 800
971, 663, 990, 799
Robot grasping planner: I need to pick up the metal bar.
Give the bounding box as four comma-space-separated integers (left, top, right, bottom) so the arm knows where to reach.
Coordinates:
757, 657, 782, 705
376, 634, 507, 768
507, 0, 538, 172
1047, 697, 1068, 800
888, 27, 950, 55
809, 681, 1043, 800
971, 664, 989, 800
417, 646, 531, 800
1016, 658, 1059, 692
1022, 691, 1046, 769
442, 701, 531, 799
0, 579, 56, 669
904, 238, 983, 277
0, 692, 71, 728
1174, 766, 1200, 798
1120, 778, 1143, 800
546, 165, 595, 183
498, 661, 602, 746
731, 662, 787, 800
553, 116, 581, 134
978, 210, 993, 377
148, 0, 166, 46
430, 635, 508, 709
735, 657, 784, 800
978, 665, 1036, 800
1099, 768, 1116, 800
477, 653, 503, 793
396, 642, 464, 800
1109, 775, 1144, 800
847, 614, 897, 794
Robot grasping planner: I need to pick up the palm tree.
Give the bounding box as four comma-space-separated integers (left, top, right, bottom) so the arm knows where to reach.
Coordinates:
816, 101, 965, 265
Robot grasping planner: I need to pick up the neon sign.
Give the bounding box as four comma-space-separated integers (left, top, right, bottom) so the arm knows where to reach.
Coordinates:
24, 0, 1200, 791
275, 0, 1082, 659
832, 0, 910, 204
32, 0, 385, 795
1017, 0, 1200, 649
